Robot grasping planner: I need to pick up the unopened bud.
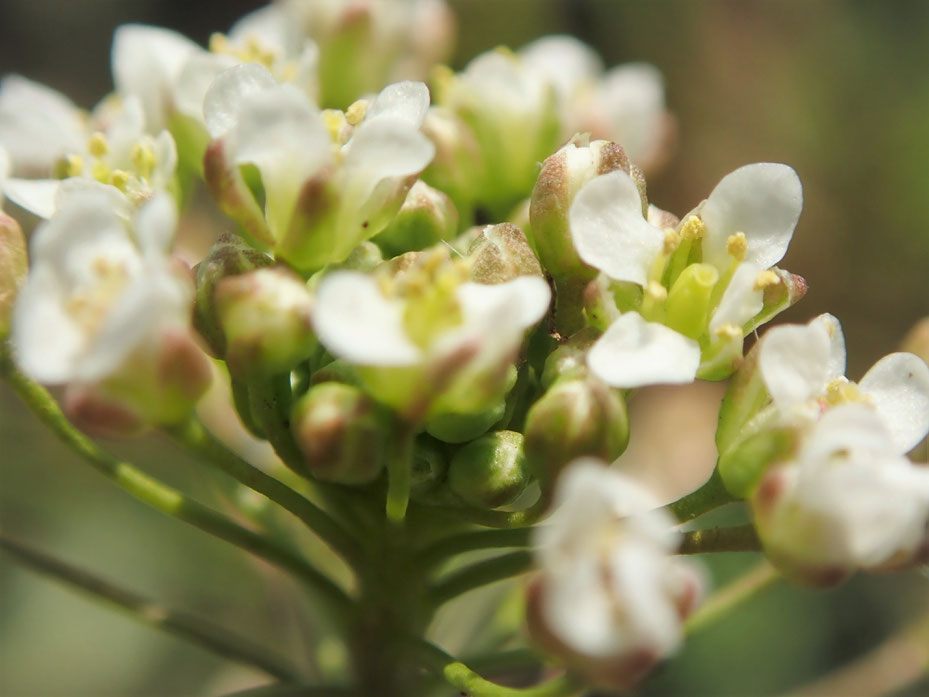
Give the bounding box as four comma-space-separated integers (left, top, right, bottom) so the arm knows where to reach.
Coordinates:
525, 377, 629, 487
375, 180, 459, 257
193, 233, 273, 355
448, 430, 530, 508
425, 399, 506, 444
0, 213, 27, 339
539, 328, 600, 389
746, 268, 808, 333
410, 435, 449, 501
215, 267, 316, 377
717, 426, 799, 498
467, 223, 543, 284
291, 382, 389, 485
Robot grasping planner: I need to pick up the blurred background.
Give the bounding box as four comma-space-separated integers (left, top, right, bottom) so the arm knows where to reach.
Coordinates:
2, 0, 929, 695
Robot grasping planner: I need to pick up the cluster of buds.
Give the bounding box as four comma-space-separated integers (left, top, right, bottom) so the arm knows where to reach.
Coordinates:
1, 2, 928, 695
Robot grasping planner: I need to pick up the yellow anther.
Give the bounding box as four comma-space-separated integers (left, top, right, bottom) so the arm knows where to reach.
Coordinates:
345, 100, 368, 127
88, 132, 109, 158
109, 169, 130, 191
91, 160, 111, 183
679, 215, 706, 241
715, 323, 742, 341
130, 142, 156, 178
65, 154, 84, 177
726, 232, 748, 261
209, 33, 231, 54
824, 378, 870, 406
663, 229, 681, 255
322, 110, 347, 143
646, 280, 668, 302
753, 269, 781, 291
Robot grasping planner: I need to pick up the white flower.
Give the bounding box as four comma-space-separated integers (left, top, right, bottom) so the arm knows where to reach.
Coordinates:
569, 162, 803, 387
204, 64, 434, 269
312, 256, 550, 418
531, 459, 702, 686
754, 404, 929, 581
757, 313, 929, 453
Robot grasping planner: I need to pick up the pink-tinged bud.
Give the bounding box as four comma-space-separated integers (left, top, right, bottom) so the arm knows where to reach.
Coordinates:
63, 386, 147, 439
193, 233, 274, 356
215, 267, 316, 378
466, 223, 543, 284
745, 268, 808, 335
0, 213, 27, 339
291, 382, 390, 485
447, 430, 530, 508
375, 180, 459, 257
524, 377, 629, 488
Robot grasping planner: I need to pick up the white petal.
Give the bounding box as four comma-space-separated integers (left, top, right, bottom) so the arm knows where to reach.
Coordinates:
758, 321, 832, 413
229, 4, 297, 53
134, 193, 178, 258
700, 163, 802, 271
570, 170, 663, 285
709, 262, 764, 333
598, 63, 665, 165
111, 25, 201, 132
342, 117, 435, 199
520, 35, 603, 100
203, 63, 278, 139
859, 352, 929, 454
313, 271, 421, 366
456, 276, 551, 334
365, 81, 431, 127
801, 403, 894, 462
809, 313, 846, 379
174, 52, 238, 121
1, 177, 59, 218
588, 312, 700, 388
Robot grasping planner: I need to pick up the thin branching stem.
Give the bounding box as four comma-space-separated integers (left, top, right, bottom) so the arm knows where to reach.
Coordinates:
417, 527, 533, 570
426, 551, 534, 609
684, 561, 779, 635
678, 524, 760, 555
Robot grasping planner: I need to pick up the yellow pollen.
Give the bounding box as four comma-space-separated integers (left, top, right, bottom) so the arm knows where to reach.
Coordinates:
715, 323, 742, 341
209, 33, 231, 54
91, 160, 111, 183
109, 169, 130, 191
663, 230, 681, 255
65, 154, 84, 177
88, 132, 109, 158
345, 100, 368, 127
753, 269, 781, 291
726, 232, 748, 260
322, 110, 347, 143
825, 378, 870, 406
646, 280, 668, 302
130, 143, 156, 178
679, 216, 706, 241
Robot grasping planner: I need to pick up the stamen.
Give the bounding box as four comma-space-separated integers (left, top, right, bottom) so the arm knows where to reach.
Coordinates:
753, 269, 781, 291
726, 232, 747, 261
88, 132, 109, 158
679, 215, 706, 241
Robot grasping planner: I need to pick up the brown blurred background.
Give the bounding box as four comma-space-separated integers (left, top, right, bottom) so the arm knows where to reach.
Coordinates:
2, 1, 929, 695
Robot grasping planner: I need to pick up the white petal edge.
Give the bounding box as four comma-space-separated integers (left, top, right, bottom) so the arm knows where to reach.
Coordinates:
758, 321, 833, 413
700, 163, 802, 272
365, 81, 431, 127
859, 352, 929, 454
587, 312, 700, 389
2, 178, 59, 219
810, 313, 846, 380
204, 63, 278, 139
709, 262, 764, 333
313, 271, 422, 366
455, 276, 551, 334
570, 169, 663, 286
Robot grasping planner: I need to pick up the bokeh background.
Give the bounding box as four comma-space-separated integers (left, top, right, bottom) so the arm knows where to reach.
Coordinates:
2, 0, 929, 695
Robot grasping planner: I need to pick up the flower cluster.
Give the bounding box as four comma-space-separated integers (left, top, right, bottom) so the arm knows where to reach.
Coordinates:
2, 3, 928, 696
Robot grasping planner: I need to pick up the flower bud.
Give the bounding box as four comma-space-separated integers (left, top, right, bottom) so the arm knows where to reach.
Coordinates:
291, 382, 390, 485
466, 223, 543, 284
447, 430, 530, 508
193, 232, 273, 355
425, 399, 506, 444
0, 212, 27, 339
539, 328, 600, 390
410, 435, 449, 501
215, 267, 316, 377
374, 180, 459, 257
524, 377, 629, 487
717, 426, 800, 498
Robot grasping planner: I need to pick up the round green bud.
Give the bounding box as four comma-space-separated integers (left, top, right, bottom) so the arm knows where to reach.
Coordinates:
375, 180, 459, 257
524, 377, 629, 487
448, 430, 530, 509
410, 435, 449, 501
539, 328, 600, 389
425, 400, 506, 444
291, 382, 389, 485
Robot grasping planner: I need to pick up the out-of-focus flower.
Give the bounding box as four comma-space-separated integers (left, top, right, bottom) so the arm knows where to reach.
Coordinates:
11, 191, 210, 434
528, 459, 702, 689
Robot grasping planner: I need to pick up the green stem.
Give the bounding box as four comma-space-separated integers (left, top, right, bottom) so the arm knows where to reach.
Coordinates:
440, 494, 551, 529
465, 648, 543, 676
667, 468, 736, 522
684, 561, 779, 635
417, 528, 532, 570
426, 551, 534, 609
0, 529, 302, 682
169, 418, 362, 568
386, 427, 415, 523
221, 685, 358, 697
678, 524, 760, 555
0, 349, 352, 613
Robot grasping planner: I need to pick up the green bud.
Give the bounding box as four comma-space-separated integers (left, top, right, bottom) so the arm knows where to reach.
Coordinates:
336, 241, 384, 273
539, 328, 600, 390
467, 223, 543, 284
193, 233, 273, 355
375, 181, 459, 257
425, 400, 506, 444
410, 435, 449, 500
718, 426, 800, 498
215, 267, 316, 377
310, 359, 362, 388
0, 213, 27, 339
525, 377, 629, 487
291, 382, 389, 485
448, 430, 530, 508
665, 263, 719, 339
